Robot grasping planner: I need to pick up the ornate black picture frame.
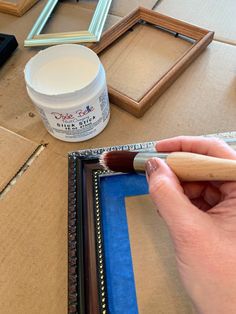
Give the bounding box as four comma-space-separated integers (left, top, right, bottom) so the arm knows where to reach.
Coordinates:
68, 141, 155, 314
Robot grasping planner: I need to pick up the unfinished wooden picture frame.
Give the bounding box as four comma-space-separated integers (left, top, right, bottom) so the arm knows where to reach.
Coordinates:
24, 0, 112, 47
0, 0, 39, 16
91, 7, 214, 117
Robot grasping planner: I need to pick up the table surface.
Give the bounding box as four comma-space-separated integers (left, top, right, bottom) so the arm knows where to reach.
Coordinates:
0, 0, 236, 313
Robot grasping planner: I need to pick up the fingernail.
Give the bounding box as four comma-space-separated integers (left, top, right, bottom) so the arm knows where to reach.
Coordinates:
145, 158, 159, 177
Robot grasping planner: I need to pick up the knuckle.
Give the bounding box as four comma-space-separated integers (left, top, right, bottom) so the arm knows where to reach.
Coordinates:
175, 135, 188, 143
209, 138, 236, 156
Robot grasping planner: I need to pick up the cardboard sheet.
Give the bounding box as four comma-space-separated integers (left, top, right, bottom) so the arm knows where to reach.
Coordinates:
154, 0, 236, 45
41, 2, 121, 34
0, 4, 121, 143
0, 126, 38, 191
100, 23, 192, 101
125, 194, 195, 314
0, 1, 236, 158
0, 148, 67, 314
78, 0, 158, 17
0, 0, 235, 312
41, 41, 236, 157
0, 131, 235, 313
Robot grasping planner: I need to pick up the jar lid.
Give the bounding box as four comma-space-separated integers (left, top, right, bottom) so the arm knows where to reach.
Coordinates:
24, 44, 100, 97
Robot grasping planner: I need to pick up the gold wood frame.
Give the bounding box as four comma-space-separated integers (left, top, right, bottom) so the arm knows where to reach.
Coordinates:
0, 0, 39, 16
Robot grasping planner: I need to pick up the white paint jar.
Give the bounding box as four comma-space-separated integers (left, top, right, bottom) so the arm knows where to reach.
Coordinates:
24, 44, 110, 142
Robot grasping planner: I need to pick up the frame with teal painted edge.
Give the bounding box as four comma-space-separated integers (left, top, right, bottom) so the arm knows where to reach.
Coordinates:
24, 0, 112, 47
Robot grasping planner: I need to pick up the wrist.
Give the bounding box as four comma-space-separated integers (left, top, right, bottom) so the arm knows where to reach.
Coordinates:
191, 280, 236, 314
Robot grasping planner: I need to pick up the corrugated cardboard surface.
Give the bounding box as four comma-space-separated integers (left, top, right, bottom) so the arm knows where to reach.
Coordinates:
0, 131, 235, 314
0, 1, 236, 313
78, 0, 158, 17
0, 2, 235, 156
0, 4, 121, 143
0, 126, 38, 191
41, 41, 236, 157
0, 148, 67, 314
154, 0, 236, 45
126, 195, 195, 314
42, 4, 119, 34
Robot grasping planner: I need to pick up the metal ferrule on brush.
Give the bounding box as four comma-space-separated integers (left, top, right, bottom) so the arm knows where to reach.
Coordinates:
133, 152, 169, 172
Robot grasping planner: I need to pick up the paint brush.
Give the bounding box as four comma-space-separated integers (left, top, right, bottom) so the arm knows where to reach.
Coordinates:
99, 150, 236, 181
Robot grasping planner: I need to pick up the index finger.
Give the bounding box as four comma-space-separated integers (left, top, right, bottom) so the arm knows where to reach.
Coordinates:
156, 136, 236, 160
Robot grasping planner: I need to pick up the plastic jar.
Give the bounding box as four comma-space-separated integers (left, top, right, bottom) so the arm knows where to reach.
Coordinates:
24, 44, 110, 142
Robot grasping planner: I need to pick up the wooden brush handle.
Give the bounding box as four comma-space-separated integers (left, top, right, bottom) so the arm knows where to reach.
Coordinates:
166, 152, 236, 181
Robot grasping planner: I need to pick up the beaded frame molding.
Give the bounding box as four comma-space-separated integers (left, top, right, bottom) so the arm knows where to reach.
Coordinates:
68, 141, 155, 314
68, 135, 236, 314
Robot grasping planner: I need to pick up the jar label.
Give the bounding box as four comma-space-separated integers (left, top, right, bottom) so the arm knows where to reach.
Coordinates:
37, 88, 110, 141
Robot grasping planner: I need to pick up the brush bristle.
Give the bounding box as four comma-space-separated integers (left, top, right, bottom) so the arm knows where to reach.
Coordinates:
99, 151, 139, 173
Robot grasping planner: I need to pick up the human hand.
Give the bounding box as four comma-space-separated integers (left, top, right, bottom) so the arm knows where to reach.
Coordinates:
145, 136, 236, 314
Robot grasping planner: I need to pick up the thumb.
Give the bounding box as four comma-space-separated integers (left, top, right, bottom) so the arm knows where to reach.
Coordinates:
145, 157, 205, 234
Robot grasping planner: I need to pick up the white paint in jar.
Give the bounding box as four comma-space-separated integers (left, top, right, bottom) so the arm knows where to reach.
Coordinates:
24, 44, 110, 142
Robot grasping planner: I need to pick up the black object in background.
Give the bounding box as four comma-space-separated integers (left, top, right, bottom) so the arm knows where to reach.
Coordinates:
0, 34, 18, 67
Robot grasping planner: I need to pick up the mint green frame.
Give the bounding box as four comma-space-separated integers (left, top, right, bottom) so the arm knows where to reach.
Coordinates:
24, 0, 112, 47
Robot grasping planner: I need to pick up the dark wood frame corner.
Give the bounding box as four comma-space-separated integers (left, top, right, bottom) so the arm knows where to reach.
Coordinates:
90, 7, 214, 117
68, 141, 155, 314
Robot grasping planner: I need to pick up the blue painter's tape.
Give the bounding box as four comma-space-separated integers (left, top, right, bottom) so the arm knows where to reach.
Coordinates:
100, 173, 148, 314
